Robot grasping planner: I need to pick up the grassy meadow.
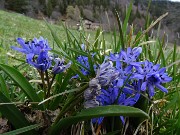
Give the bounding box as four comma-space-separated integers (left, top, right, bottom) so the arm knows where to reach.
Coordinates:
0, 10, 114, 64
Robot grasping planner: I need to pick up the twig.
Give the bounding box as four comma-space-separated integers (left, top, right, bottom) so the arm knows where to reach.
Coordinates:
133, 12, 168, 46
0, 102, 39, 106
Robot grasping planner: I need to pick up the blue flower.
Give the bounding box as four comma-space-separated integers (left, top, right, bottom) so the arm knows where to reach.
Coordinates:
11, 37, 51, 56
11, 38, 32, 54
72, 54, 97, 79
96, 80, 140, 107
120, 47, 142, 64
31, 37, 51, 54
12, 37, 52, 72
84, 61, 120, 109
83, 46, 172, 125
92, 81, 140, 124
72, 44, 98, 79
52, 58, 71, 74
84, 60, 140, 125
109, 52, 121, 61
110, 47, 142, 79
110, 47, 142, 65
27, 50, 52, 72
133, 60, 172, 97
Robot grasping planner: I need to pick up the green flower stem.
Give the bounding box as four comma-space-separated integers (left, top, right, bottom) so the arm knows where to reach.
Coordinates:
45, 70, 50, 88
53, 83, 89, 124
40, 71, 47, 99
46, 74, 56, 98
111, 116, 115, 131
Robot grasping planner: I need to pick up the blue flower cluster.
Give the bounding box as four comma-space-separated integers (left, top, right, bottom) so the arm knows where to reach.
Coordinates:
84, 47, 172, 124
11, 37, 71, 74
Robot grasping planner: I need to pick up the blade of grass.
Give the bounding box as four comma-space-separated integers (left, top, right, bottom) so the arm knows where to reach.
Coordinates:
122, 0, 133, 43
158, 39, 166, 67
1, 124, 41, 135
0, 74, 9, 98
93, 28, 101, 49
45, 20, 65, 51
173, 42, 177, 81
115, 10, 124, 51
0, 64, 42, 107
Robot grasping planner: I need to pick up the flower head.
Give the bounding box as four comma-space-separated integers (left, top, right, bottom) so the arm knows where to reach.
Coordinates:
121, 47, 142, 64
110, 47, 142, 65
27, 50, 52, 72
12, 37, 52, 72
11, 37, 51, 56
133, 60, 172, 97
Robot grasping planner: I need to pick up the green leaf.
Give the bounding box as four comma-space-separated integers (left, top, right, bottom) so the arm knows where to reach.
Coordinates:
45, 20, 65, 51
49, 105, 149, 134
158, 40, 166, 67
113, 29, 117, 51
2, 124, 41, 135
0, 64, 42, 109
93, 28, 101, 49
49, 71, 74, 110
173, 42, 177, 81
122, 0, 132, 41
114, 10, 124, 51
62, 24, 82, 49
0, 91, 38, 135
68, 47, 88, 56
0, 74, 9, 98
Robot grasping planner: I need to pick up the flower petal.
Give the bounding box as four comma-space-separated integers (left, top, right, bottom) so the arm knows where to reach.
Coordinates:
141, 82, 147, 91
148, 84, 155, 97
155, 83, 168, 93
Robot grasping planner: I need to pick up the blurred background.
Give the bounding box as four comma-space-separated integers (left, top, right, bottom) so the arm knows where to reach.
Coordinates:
0, 0, 179, 44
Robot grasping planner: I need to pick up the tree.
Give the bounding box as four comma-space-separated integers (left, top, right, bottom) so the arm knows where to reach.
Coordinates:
46, 0, 53, 17
5, 0, 28, 13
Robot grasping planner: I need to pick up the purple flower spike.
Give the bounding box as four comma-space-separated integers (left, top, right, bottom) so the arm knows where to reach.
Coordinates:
96, 61, 119, 86
84, 78, 101, 109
